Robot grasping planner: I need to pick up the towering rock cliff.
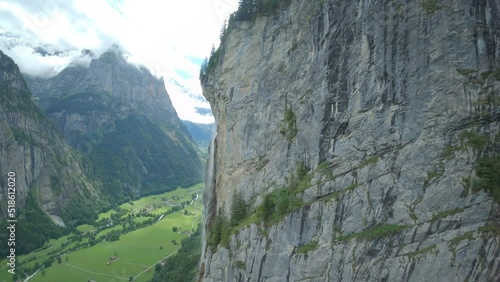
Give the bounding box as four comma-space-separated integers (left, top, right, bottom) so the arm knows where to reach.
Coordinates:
201, 0, 500, 281
0, 51, 103, 254
27, 46, 181, 128
25, 47, 203, 201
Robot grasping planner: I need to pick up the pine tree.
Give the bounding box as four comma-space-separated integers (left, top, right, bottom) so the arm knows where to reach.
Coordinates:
208, 206, 229, 250
236, 0, 257, 21
220, 19, 228, 41
230, 192, 247, 226
199, 57, 208, 82
209, 45, 216, 58
262, 193, 275, 223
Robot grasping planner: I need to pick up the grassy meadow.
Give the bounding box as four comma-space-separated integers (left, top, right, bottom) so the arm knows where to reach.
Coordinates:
0, 184, 203, 282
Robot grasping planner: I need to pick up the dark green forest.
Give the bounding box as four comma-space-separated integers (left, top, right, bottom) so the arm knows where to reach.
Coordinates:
151, 225, 202, 282
46, 92, 203, 205
89, 113, 202, 202
233, 0, 292, 21
0, 192, 67, 256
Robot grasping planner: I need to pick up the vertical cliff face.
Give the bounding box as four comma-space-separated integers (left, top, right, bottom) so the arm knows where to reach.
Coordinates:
202, 0, 500, 281
0, 50, 102, 233
26, 48, 182, 132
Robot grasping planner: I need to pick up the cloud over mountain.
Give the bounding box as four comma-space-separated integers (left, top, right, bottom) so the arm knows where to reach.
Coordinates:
0, 0, 237, 123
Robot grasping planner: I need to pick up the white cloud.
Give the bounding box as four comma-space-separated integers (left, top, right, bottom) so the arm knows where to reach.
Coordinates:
166, 78, 214, 124
0, 0, 238, 123
0, 43, 93, 77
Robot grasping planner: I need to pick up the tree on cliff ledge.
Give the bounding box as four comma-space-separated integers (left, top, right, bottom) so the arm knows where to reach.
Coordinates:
236, 0, 258, 21
235, 0, 292, 20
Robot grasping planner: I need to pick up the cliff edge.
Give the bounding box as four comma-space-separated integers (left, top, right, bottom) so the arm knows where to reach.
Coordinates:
201, 0, 499, 281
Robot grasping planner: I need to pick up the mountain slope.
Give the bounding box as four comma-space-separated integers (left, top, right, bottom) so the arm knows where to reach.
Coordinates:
24, 47, 203, 203
182, 120, 214, 148
201, 0, 500, 281
0, 50, 105, 256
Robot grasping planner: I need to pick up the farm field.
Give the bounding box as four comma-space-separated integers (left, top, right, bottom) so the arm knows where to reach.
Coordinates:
0, 184, 203, 282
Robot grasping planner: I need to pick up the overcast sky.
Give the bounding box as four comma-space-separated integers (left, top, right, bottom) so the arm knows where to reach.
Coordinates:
0, 0, 238, 124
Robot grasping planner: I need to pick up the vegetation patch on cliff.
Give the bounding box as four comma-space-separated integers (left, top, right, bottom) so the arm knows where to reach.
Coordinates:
207, 186, 303, 252
420, 0, 442, 16
443, 129, 499, 204
295, 240, 319, 254
336, 224, 409, 242
475, 157, 500, 203
259, 187, 304, 225
430, 208, 464, 223
359, 156, 379, 168
10, 127, 39, 146
407, 244, 437, 260
279, 106, 298, 142
233, 0, 292, 21
233, 260, 246, 270
478, 223, 500, 236
459, 131, 490, 151
448, 231, 474, 248
207, 163, 314, 251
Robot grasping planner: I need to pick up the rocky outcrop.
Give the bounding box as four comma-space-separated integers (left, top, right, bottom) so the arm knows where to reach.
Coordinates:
0, 50, 100, 223
201, 0, 500, 281
26, 47, 181, 129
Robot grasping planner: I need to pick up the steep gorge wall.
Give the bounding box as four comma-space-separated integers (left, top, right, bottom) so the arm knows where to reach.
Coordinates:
202, 0, 500, 281
0, 51, 100, 225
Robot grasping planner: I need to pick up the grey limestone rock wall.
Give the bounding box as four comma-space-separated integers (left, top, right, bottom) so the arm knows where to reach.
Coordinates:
0, 51, 99, 224
202, 0, 500, 281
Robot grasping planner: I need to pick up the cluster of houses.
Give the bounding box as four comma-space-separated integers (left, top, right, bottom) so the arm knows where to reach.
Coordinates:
138, 198, 182, 213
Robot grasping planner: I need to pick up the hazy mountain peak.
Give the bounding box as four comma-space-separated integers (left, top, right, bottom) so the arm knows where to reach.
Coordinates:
81, 49, 95, 58
97, 44, 127, 64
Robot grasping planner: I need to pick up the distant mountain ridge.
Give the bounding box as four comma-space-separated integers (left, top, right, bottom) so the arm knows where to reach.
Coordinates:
26, 47, 180, 127
0, 50, 105, 256
24, 47, 203, 202
182, 120, 214, 148
0, 46, 203, 257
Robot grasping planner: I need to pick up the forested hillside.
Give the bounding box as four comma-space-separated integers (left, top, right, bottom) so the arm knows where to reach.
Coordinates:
25, 48, 203, 204
0, 50, 106, 256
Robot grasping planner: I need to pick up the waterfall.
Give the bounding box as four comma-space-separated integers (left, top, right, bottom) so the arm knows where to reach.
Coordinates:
200, 133, 216, 276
